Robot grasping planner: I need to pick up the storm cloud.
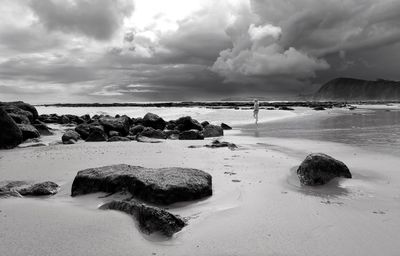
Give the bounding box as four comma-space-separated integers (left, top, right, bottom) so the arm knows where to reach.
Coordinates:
1, 0, 400, 103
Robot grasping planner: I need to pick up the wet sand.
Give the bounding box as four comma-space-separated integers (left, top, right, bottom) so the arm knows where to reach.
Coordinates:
1, 131, 400, 256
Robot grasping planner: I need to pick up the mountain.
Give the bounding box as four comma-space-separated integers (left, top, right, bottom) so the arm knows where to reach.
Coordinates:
314, 78, 400, 101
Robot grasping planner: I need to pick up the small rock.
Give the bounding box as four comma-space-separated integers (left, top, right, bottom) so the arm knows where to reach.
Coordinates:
220, 123, 232, 130
62, 130, 80, 144
203, 124, 223, 138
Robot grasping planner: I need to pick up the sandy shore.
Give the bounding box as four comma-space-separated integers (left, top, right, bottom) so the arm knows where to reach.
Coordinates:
1, 128, 400, 255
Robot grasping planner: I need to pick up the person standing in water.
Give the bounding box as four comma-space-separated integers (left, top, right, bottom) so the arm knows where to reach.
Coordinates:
253, 99, 259, 125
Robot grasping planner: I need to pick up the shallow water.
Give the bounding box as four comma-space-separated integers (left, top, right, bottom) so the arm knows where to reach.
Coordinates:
240, 109, 400, 157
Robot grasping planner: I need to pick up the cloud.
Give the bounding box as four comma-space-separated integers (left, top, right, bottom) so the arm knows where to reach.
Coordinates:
29, 0, 134, 40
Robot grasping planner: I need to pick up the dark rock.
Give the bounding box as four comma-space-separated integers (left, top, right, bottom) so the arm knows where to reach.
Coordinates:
81, 114, 91, 122
164, 130, 179, 138
0, 101, 38, 120
86, 126, 107, 142
33, 121, 53, 135
0, 108, 23, 149
313, 106, 326, 111
132, 117, 143, 125
139, 127, 166, 139
297, 153, 352, 186
0, 181, 59, 196
17, 124, 40, 141
279, 106, 294, 111
142, 113, 166, 130
108, 136, 131, 142
203, 124, 224, 137
99, 116, 130, 136
3, 105, 34, 122
179, 129, 204, 140
100, 200, 185, 237
220, 123, 232, 130
75, 123, 91, 140
8, 112, 31, 124
201, 121, 209, 127
205, 139, 237, 150
62, 130, 80, 144
165, 121, 176, 130
129, 125, 145, 136
175, 116, 203, 131
60, 115, 70, 124
71, 164, 212, 205
168, 133, 180, 140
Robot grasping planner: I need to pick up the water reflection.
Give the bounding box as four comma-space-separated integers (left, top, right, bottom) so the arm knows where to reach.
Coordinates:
241, 110, 400, 156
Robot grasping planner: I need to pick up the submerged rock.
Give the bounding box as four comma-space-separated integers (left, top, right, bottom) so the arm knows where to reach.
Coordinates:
297, 153, 352, 186
100, 200, 186, 237
0, 108, 23, 149
71, 164, 212, 205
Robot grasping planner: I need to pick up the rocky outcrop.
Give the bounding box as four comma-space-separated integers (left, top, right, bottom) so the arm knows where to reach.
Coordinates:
142, 113, 166, 130
85, 126, 107, 142
314, 78, 400, 101
203, 124, 223, 137
129, 125, 145, 136
100, 200, 186, 236
62, 130, 80, 144
139, 127, 166, 139
17, 124, 40, 141
0, 181, 59, 197
99, 116, 130, 136
220, 123, 232, 130
175, 116, 202, 131
0, 108, 23, 149
297, 153, 352, 186
75, 123, 91, 140
179, 130, 204, 140
71, 164, 212, 205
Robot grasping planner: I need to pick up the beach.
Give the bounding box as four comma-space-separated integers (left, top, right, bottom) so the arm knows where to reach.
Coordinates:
1, 106, 400, 256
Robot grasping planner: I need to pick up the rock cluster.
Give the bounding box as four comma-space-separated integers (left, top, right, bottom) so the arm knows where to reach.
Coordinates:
0, 101, 52, 149
0, 181, 59, 198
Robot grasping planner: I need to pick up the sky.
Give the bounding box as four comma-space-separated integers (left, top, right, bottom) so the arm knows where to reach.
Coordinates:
1, 0, 400, 103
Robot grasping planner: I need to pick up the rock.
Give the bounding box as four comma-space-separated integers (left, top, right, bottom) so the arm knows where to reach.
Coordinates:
62, 130, 80, 144
109, 130, 120, 137
71, 164, 212, 205
205, 139, 237, 150
0, 181, 59, 196
279, 106, 294, 111
60, 115, 70, 124
81, 114, 91, 122
179, 129, 204, 140
3, 105, 34, 122
220, 123, 232, 130
164, 130, 179, 138
108, 136, 131, 142
139, 127, 166, 139
0, 108, 23, 149
75, 123, 91, 140
18, 181, 59, 196
0, 101, 38, 120
175, 116, 202, 131
142, 113, 166, 130
136, 136, 164, 143
100, 200, 185, 236
33, 121, 53, 135
297, 153, 352, 186
203, 124, 224, 137
165, 121, 176, 130
313, 106, 326, 111
17, 124, 40, 141
129, 125, 145, 136
201, 121, 209, 127
8, 112, 31, 124
99, 116, 130, 136
86, 126, 107, 142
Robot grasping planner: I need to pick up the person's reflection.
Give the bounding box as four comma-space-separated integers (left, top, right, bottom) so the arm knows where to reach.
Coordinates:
254, 127, 260, 137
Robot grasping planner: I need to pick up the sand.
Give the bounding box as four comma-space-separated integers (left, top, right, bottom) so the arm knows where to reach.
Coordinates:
1, 108, 400, 256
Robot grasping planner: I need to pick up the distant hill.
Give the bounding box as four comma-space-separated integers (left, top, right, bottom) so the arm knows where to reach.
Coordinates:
314, 78, 400, 101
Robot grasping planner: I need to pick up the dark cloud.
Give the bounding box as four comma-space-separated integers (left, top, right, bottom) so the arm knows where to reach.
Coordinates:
29, 0, 134, 40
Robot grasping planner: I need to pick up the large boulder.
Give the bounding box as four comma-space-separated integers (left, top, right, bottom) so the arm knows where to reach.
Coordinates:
62, 130, 80, 144
99, 116, 130, 136
0, 181, 59, 196
142, 113, 166, 130
17, 124, 40, 141
297, 153, 352, 186
129, 124, 145, 136
71, 164, 212, 205
175, 116, 202, 131
85, 126, 107, 142
100, 200, 185, 237
0, 101, 38, 120
0, 108, 23, 149
203, 124, 224, 137
139, 127, 166, 139
75, 123, 91, 140
179, 129, 204, 140
3, 105, 34, 123
33, 121, 53, 136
